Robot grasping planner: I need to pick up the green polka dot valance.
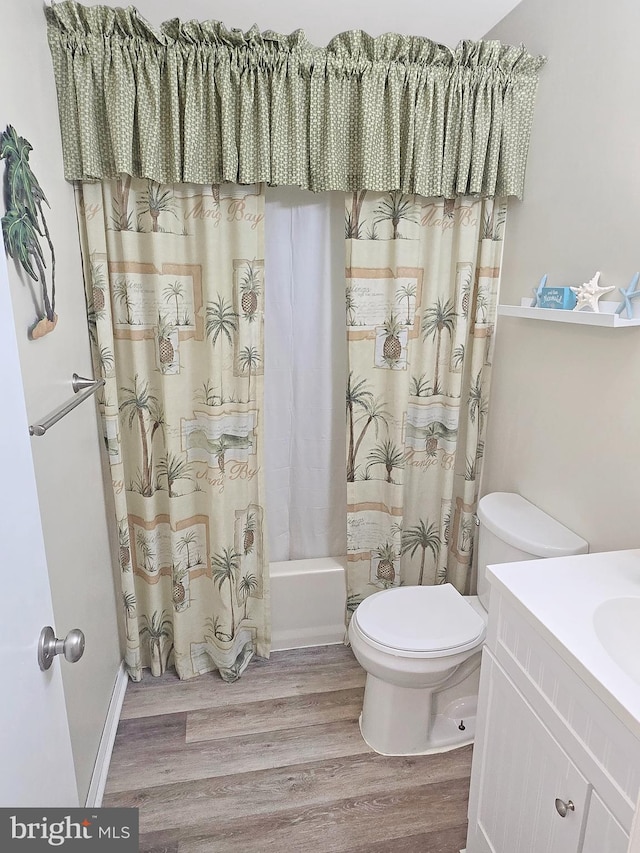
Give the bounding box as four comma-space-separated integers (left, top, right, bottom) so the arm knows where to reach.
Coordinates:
46, 1, 545, 199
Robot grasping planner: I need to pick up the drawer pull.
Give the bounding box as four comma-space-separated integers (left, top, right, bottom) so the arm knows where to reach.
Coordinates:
555, 798, 575, 818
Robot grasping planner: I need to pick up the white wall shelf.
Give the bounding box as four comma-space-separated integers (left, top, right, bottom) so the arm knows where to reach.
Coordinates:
498, 299, 640, 327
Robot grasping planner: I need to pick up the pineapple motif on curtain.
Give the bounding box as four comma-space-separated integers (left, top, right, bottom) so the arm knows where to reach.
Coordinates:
76, 177, 269, 682
345, 193, 507, 613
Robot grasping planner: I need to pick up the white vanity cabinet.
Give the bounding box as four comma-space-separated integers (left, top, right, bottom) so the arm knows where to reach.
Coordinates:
581, 793, 629, 853
466, 586, 640, 853
469, 653, 590, 852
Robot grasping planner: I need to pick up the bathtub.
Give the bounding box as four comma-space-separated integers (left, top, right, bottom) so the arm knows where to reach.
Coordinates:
269, 556, 347, 650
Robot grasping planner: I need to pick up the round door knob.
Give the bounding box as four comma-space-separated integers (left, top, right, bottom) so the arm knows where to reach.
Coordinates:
555, 798, 575, 818
62, 629, 86, 663
38, 626, 86, 671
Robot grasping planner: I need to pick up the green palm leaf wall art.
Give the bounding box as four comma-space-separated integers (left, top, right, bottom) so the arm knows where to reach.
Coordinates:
0, 125, 57, 339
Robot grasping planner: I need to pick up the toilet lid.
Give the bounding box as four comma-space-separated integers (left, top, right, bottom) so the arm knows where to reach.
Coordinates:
355, 584, 485, 654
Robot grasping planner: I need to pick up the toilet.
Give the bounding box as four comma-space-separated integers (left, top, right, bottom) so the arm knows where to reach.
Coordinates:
348, 492, 588, 755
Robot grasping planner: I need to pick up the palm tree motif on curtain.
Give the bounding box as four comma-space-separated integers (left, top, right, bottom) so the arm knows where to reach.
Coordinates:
239, 573, 258, 619
365, 221, 380, 240
346, 372, 373, 482
239, 346, 261, 402
409, 373, 433, 398
97, 344, 114, 380
467, 371, 488, 481
114, 276, 134, 325
422, 298, 456, 395
177, 530, 198, 569
374, 191, 419, 240
396, 283, 417, 326
351, 396, 391, 480
345, 190, 368, 238
111, 174, 133, 231
163, 281, 184, 325
460, 518, 474, 552
140, 610, 173, 674
212, 436, 230, 475
120, 375, 165, 496
347, 593, 363, 613
442, 506, 452, 545
211, 547, 241, 640
157, 451, 192, 497
240, 261, 261, 323
346, 374, 395, 480
475, 288, 490, 323
481, 203, 507, 242
205, 294, 237, 403
122, 592, 136, 643
138, 181, 177, 233
374, 190, 418, 240
345, 286, 357, 326
135, 530, 155, 573
367, 438, 405, 484
452, 344, 465, 371
401, 520, 442, 585
195, 380, 221, 407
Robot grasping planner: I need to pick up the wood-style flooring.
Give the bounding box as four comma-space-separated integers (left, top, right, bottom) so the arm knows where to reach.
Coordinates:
103, 644, 472, 852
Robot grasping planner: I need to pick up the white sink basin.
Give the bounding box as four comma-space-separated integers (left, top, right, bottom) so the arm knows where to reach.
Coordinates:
593, 597, 640, 684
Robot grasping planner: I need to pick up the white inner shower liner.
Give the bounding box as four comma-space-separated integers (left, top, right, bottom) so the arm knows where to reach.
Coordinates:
264, 189, 348, 651
264, 187, 347, 563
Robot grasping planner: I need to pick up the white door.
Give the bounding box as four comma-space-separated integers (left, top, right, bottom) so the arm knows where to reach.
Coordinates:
0, 249, 78, 806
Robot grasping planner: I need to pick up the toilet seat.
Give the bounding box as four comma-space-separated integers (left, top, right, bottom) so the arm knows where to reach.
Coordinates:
354, 583, 486, 659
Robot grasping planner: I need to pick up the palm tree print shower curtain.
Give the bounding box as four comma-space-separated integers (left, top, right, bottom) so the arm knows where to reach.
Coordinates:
76, 177, 269, 682
345, 193, 506, 610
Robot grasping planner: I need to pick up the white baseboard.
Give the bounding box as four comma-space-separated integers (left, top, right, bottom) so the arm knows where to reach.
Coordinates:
85, 662, 128, 807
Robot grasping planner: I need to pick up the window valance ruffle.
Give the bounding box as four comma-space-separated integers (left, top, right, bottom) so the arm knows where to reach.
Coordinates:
46, 1, 545, 199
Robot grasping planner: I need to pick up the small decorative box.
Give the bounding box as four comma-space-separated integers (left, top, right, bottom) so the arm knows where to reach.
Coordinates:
538, 287, 577, 310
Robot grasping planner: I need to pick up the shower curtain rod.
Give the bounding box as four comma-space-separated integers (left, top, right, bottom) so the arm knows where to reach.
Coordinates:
29, 374, 105, 436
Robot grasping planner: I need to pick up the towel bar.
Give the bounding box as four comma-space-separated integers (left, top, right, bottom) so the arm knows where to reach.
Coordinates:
29, 373, 105, 436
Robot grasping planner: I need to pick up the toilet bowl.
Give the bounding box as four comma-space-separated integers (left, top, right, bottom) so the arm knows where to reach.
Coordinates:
349, 584, 486, 754
349, 492, 589, 756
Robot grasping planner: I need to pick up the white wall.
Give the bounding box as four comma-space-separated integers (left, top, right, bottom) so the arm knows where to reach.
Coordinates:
132, 0, 521, 47
0, 0, 122, 803
482, 0, 640, 552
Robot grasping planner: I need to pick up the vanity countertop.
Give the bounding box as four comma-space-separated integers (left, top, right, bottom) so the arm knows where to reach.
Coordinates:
487, 548, 640, 738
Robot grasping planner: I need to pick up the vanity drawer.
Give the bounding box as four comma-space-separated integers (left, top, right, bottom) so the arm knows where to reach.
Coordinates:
489, 592, 640, 832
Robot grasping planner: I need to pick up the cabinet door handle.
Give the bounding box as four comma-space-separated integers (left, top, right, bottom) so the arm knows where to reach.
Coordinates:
555, 798, 575, 818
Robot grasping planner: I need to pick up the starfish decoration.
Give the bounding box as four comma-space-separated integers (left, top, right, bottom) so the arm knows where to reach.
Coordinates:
614, 272, 640, 318
570, 271, 615, 313
531, 274, 548, 307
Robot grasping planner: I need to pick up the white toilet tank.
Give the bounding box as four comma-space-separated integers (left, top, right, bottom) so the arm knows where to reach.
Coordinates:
476, 492, 588, 610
